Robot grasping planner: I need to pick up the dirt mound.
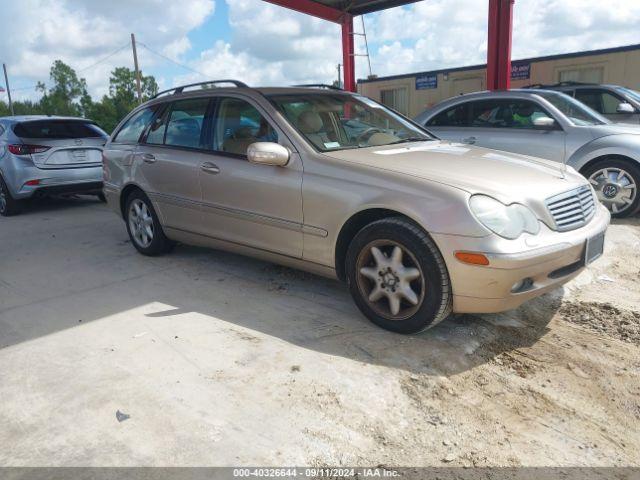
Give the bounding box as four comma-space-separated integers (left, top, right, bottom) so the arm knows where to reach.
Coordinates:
559, 301, 640, 344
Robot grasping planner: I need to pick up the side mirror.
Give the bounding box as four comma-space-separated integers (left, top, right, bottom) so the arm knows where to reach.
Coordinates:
533, 116, 556, 129
247, 142, 290, 167
616, 102, 635, 114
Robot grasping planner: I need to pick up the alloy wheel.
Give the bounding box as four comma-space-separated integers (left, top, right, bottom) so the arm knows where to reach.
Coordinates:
128, 199, 154, 248
355, 240, 425, 321
588, 167, 637, 214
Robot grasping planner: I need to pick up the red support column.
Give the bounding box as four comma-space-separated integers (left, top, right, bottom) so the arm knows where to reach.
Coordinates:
487, 0, 514, 90
341, 13, 356, 92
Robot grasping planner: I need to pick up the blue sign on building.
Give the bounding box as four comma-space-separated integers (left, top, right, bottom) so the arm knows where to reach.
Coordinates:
511, 62, 531, 80
415, 74, 438, 90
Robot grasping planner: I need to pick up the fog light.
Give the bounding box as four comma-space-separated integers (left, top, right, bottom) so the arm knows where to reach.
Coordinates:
511, 277, 533, 293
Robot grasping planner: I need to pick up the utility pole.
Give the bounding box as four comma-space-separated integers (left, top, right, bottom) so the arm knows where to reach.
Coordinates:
131, 33, 143, 103
2, 63, 14, 115
337, 64, 342, 88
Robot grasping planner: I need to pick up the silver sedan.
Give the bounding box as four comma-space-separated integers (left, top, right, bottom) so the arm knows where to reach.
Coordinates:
415, 90, 640, 217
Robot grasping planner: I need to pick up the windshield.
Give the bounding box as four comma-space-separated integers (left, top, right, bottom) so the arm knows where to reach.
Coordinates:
268, 93, 433, 152
615, 86, 640, 104
537, 91, 609, 126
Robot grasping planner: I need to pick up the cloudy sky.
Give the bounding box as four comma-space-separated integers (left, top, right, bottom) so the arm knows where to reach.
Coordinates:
1, 0, 639, 101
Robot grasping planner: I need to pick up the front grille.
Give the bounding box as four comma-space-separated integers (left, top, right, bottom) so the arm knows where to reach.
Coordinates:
546, 185, 596, 232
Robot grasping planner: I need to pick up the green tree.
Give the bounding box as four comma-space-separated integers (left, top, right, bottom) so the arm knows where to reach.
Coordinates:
87, 67, 158, 133
0, 99, 42, 116
37, 60, 89, 117
1, 61, 158, 135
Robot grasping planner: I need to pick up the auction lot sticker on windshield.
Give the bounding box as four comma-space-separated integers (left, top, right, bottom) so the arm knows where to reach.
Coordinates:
324, 142, 341, 149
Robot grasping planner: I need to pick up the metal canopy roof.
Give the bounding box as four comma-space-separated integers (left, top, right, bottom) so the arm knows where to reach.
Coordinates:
312, 0, 421, 15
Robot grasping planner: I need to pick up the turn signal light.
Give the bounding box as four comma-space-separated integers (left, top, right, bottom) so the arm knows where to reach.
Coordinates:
455, 251, 490, 266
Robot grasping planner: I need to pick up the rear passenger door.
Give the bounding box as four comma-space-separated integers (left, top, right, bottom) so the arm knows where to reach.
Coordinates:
135, 97, 211, 234
198, 95, 303, 258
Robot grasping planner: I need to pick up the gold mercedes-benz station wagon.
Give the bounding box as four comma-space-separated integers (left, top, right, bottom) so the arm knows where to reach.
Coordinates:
102, 80, 610, 333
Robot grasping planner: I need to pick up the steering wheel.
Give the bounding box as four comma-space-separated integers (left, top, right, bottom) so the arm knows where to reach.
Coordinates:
356, 127, 384, 145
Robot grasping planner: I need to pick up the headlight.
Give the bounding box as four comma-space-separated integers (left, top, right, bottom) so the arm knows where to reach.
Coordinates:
469, 195, 540, 239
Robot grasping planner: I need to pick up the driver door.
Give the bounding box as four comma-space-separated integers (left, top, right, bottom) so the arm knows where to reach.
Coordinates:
464, 99, 567, 162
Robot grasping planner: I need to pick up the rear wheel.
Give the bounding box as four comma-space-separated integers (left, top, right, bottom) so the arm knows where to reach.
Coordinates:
583, 158, 640, 218
0, 175, 22, 217
125, 191, 174, 256
346, 217, 452, 334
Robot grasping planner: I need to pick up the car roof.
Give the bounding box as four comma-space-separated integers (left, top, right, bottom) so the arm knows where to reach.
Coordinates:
415, 89, 566, 120
433, 88, 559, 103
0, 115, 92, 124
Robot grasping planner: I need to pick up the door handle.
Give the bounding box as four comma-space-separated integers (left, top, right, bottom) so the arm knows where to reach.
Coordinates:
462, 136, 476, 144
201, 162, 220, 174
141, 153, 156, 163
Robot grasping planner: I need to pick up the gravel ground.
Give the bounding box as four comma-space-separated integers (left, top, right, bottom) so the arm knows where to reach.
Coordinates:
0, 198, 638, 467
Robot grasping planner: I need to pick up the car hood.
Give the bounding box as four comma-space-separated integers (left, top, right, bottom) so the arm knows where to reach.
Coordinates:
322, 141, 587, 205
590, 123, 640, 138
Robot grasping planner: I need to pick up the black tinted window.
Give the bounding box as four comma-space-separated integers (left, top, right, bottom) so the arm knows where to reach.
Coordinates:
164, 98, 210, 149
575, 89, 625, 115
14, 120, 106, 139
113, 107, 155, 143
470, 99, 550, 129
427, 103, 471, 127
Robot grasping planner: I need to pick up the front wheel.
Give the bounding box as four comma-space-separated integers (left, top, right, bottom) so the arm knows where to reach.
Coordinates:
125, 191, 174, 256
583, 159, 640, 218
346, 217, 452, 334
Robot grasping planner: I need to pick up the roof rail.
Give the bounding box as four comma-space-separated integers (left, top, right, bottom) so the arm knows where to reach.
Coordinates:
152, 80, 249, 99
292, 84, 344, 91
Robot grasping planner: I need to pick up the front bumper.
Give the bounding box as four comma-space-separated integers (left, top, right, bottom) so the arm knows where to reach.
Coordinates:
432, 204, 611, 314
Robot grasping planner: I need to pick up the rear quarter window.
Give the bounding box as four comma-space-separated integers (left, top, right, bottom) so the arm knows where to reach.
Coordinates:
13, 121, 106, 139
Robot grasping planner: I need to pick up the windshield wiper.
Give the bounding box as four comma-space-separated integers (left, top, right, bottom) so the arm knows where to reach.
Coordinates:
387, 137, 431, 145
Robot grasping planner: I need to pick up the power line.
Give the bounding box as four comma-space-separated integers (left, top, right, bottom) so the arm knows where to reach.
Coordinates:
138, 42, 208, 79
77, 43, 130, 73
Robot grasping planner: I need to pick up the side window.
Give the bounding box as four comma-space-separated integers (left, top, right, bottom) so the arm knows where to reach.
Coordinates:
0, 124, 5, 136
575, 89, 625, 115
113, 107, 155, 144
164, 98, 210, 149
471, 99, 550, 129
145, 105, 170, 145
212, 97, 278, 156
427, 103, 470, 127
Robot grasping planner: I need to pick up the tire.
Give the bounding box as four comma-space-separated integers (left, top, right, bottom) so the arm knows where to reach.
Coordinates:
0, 175, 22, 217
346, 217, 452, 334
124, 190, 174, 256
582, 158, 640, 218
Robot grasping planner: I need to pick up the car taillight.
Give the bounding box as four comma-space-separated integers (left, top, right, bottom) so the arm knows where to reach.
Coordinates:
8, 144, 50, 155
